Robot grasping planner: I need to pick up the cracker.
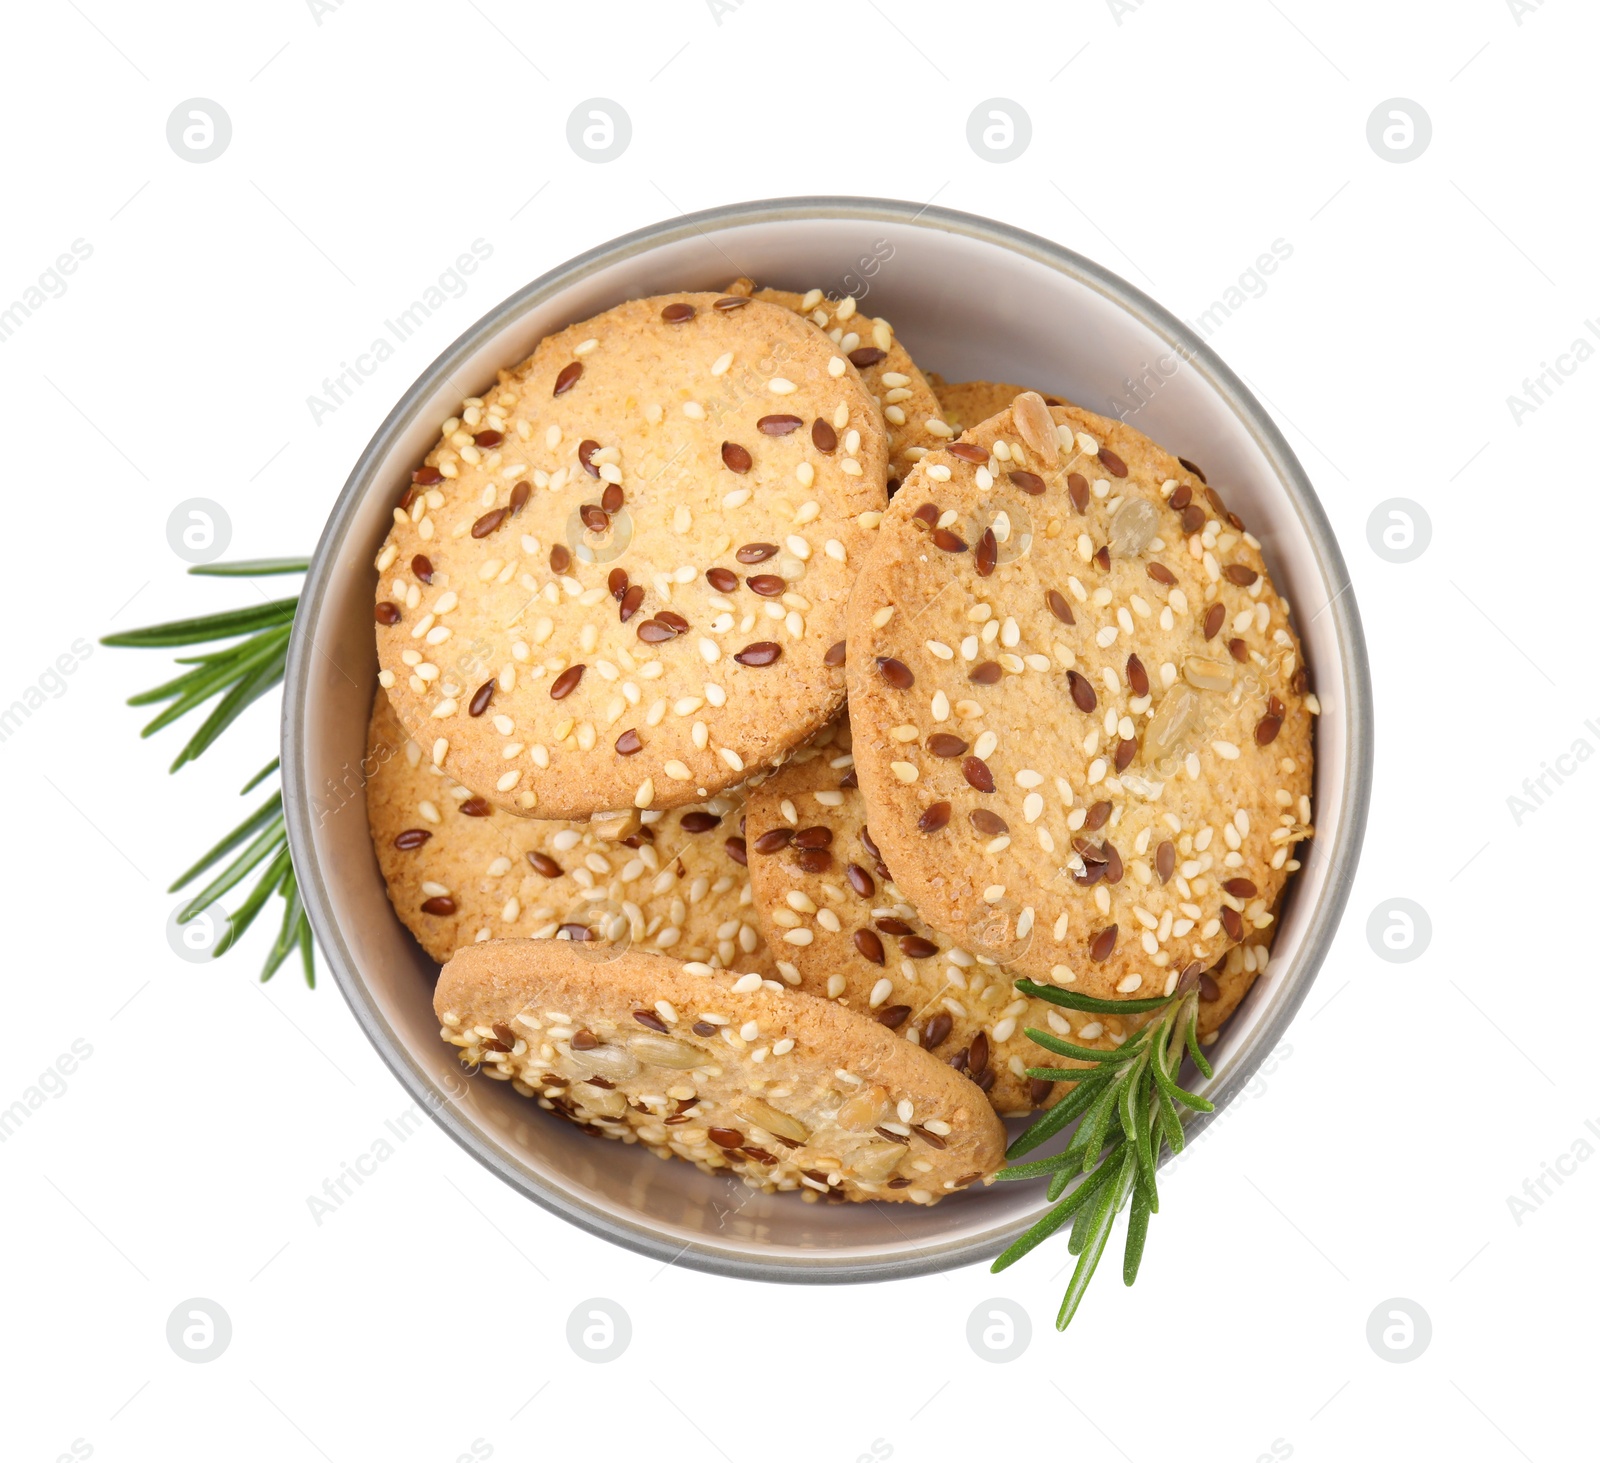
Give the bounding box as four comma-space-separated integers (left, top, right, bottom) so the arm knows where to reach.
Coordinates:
374, 293, 888, 818
844, 394, 1315, 1000
435, 941, 1006, 1204
366, 689, 772, 970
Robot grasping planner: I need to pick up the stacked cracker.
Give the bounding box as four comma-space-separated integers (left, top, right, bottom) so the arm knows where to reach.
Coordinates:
364, 285, 1314, 1204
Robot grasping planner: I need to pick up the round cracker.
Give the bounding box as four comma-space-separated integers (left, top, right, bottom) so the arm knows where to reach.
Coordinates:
367, 689, 774, 970
435, 941, 1005, 1204
374, 292, 888, 819
845, 394, 1315, 1000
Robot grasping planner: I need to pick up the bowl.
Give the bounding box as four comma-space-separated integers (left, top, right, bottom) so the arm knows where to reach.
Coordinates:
282, 196, 1372, 1282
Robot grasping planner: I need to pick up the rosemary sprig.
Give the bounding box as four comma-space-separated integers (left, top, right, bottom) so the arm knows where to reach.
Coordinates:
104, 560, 314, 985
991, 973, 1215, 1329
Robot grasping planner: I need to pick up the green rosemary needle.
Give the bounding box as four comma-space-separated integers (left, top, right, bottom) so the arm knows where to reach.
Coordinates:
991, 973, 1215, 1329
104, 559, 314, 984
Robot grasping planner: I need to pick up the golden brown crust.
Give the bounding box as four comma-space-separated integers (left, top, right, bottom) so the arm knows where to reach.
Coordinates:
434, 941, 1006, 1203
845, 395, 1314, 1000
374, 293, 889, 819
366, 690, 774, 972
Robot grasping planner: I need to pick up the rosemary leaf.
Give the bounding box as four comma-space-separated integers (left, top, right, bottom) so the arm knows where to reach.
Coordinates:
260, 863, 305, 983
138, 628, 290, 737
1057, 1146, 1137, 1328
176, 817, 285, 922
991, 1158, 1118, 1274
1122, 1183, 1153, 1287
1019, 1028, 1135, 1065
240, 757, 280, 795
211, 846, 291, 956
1006, 1073, 1110, 1160
1184, 1002, 1214, 1078
189, 558, 310, 578
168, 792, 284, 893
1013, 978, 1174, 1016
101, 597, 298, 649
170, 643, 288, 770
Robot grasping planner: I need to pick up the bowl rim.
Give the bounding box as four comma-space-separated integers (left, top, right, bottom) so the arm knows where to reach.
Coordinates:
282, 194, 1373, 1283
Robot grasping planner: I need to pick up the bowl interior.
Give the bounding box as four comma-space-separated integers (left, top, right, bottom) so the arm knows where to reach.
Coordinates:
285, 201, 1366, 1280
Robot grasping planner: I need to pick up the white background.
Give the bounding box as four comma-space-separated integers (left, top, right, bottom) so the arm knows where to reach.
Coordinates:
2, 1, 1595, 1459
